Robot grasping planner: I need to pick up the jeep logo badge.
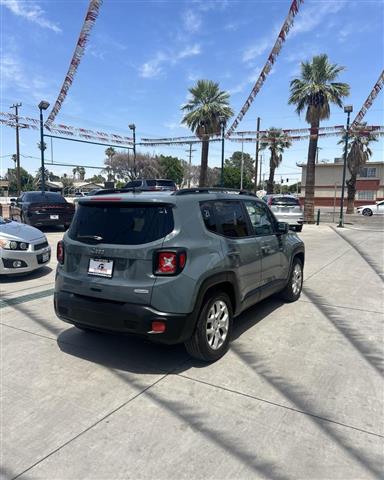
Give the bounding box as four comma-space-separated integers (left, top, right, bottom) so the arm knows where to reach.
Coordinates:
91, 248, 105, 255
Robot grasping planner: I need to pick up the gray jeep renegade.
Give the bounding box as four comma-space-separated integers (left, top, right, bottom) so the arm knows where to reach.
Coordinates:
54, 188, 304, 362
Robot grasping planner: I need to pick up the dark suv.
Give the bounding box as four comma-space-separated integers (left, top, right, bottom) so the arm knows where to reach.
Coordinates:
124, 179, 177, 191
11, 191, 75, 230
54, 188, 304, 362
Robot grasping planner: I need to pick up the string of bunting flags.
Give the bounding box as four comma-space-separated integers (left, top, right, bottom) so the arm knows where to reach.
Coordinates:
0, 112, 133, 145
45, 0, 103, 127
351, 69, 384, 129
226, 0, 304, 137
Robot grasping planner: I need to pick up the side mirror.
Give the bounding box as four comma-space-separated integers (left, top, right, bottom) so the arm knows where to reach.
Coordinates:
277, 222, 289, 234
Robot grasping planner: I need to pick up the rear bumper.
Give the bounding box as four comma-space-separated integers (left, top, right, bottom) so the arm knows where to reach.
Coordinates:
54, 290, 197, 344
27, 213, 73, 226
273, 213, 304, 226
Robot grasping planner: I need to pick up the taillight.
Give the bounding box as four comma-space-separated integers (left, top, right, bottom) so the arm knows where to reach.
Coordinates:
154, 250, 187, 275
267, 197, 273, 206
57, 240, 65, 264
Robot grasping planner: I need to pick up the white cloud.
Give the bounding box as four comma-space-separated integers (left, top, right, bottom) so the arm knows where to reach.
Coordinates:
182, 10, 202, 33
228, 69, 260, 95
0, 51, 52, 101
1, 0, 61, 33
242, 38, 272, 63
178, 44, 201, 59
291, 1, 346, 37
164, 121, 189, 131
139, 45, 201, 79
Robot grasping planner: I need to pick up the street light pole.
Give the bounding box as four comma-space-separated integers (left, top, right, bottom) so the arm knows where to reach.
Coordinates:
38, 101, 50, 193
129, 124, 136, 178
254, 116, 260, 194
338, 105, 353, 228
10, 103, 22, 196
219, 117, 226, 187
240, 133, 244, 190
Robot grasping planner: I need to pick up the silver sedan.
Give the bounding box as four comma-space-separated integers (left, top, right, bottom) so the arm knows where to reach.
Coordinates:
0, 216, 51, 275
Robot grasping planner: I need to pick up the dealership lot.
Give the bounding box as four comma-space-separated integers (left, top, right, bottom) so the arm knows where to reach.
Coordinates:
1, 224, 383, 480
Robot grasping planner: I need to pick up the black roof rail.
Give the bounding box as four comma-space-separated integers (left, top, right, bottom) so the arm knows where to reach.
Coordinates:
174, 187, 257, 197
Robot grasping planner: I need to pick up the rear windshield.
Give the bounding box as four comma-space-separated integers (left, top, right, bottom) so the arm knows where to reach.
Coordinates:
24, 192, 66, 203
69, 203, 174, 245
270, 197, 299, 206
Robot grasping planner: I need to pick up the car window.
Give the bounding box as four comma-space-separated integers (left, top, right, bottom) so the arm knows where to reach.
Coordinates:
200, 202, 218, 233
270, 196, 299, 206
213, 201, 250, 238
156, 180, 175, 187
24, 192, 66, 203
146, 180, 156, 187
69, 203, 174, 245
126, 180, 142, 188
244, 200, 275, 236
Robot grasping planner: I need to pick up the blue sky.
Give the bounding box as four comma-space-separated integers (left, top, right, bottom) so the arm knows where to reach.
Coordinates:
1, 0, 383, 184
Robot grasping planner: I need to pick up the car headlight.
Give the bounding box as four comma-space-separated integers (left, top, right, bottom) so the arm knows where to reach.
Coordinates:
0, 238, 29, 250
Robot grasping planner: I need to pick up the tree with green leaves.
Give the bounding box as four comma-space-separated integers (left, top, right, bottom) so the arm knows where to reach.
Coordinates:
288, 54, 350, 222
181, 80, 233, 187
338, 123, 378, 213
158, 155, 184, 186
5, 167, 34, 194
222, 151, 255, 190
260, 128, 291, 194
78, 167, 86, 181
105, 147, 116, 164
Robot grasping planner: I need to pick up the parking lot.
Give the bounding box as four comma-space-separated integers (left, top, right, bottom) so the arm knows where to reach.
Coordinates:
1, 222, 383, 480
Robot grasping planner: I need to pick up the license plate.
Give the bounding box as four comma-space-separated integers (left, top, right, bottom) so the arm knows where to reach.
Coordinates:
50, 215, 59, 220
42, 252, 50, 262
88, 258, 114, 278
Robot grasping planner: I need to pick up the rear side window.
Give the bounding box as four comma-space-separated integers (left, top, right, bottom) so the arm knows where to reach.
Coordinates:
24, 192, 66, 203
270, 196, 299, 206
200, 201, 250, 238
69, 204, 174, 245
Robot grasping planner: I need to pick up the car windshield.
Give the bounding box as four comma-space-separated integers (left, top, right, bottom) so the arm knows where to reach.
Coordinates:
69, 203, 174, 245
270, 197, 299, 206
25, 192, 67, 203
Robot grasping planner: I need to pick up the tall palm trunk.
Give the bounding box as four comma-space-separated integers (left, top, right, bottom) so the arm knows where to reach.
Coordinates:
346, 173, 357, 214
267, 160, 276, 194
304, 119, 319, 223
199, 136, 209, 186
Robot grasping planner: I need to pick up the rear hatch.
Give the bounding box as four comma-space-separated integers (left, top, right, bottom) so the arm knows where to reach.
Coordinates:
62, 199, 174, 305
269, 196, 302, 216
29, 202, 74, 216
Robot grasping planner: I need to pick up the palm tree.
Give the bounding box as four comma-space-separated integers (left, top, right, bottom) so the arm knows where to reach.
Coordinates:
78, 167, 86, 181
105, 147, 116, 165
288, 54, 350, 222
260, 128, 291, 194
181, 80, 233, 186
338, 123, 378, 213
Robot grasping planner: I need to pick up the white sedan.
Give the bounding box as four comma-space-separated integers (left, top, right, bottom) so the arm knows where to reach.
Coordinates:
0, 216, 51, 275
356, 200, 384, 216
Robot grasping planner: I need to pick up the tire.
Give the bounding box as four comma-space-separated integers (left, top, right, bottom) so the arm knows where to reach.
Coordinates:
185, 292, 233, 362
362, 208, 373, 216
280, 257, 303, 302
295, 225, 303, 232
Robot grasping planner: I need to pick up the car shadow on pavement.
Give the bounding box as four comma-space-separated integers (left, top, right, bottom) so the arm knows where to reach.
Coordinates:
57, 296, 285, 375
0, 266, 52, 284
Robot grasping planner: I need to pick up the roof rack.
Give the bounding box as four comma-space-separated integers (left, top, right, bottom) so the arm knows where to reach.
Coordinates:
174, 187, 257, 197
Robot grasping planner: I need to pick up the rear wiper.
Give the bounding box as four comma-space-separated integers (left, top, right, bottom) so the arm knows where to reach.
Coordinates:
76, 235, 103, 242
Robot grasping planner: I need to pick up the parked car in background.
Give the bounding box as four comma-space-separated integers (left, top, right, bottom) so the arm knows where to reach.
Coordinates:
124, 179, 177, 191
55, 188, 304, 362
0, 215, 51, 275
263, 194, 304, 232
356, 200, 384, 216
10, 191, 75, 230
86, 188, 104, 196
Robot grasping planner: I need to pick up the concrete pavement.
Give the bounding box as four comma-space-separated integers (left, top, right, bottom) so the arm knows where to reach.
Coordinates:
1, 225, 383, 480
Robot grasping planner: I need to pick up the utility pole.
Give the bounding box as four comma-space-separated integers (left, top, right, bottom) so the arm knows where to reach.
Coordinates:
185, 143, 196, 188
254, 117, 260, 193
240, 133, 244, 190
10, 103, 22, 196
259, 154, 263, 191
